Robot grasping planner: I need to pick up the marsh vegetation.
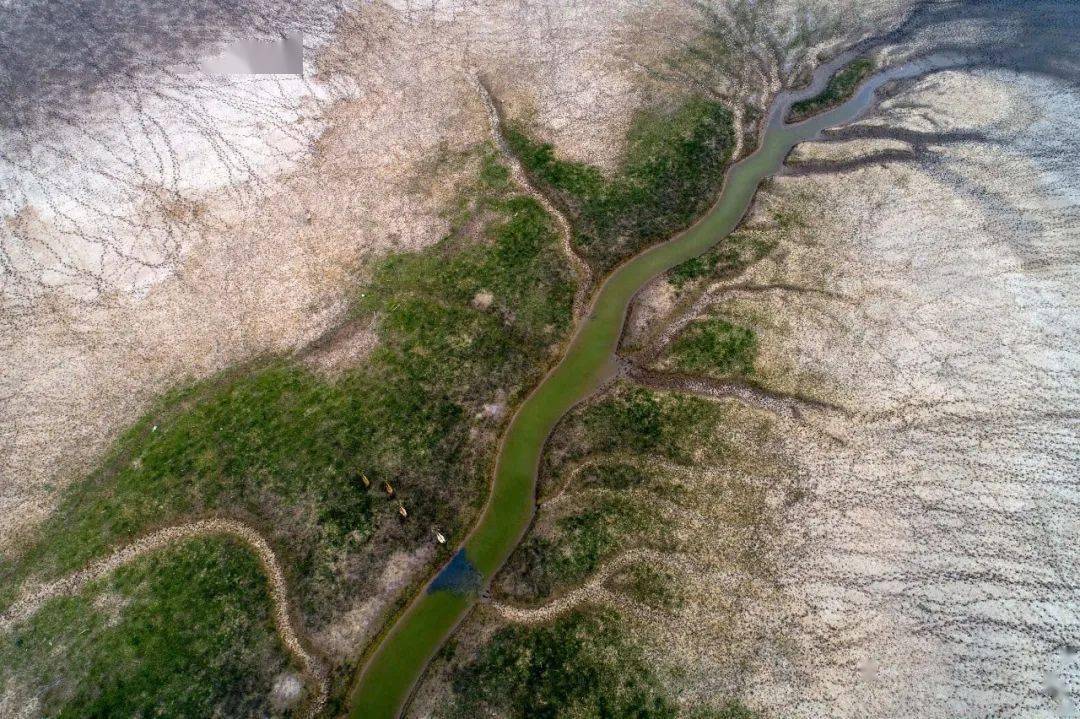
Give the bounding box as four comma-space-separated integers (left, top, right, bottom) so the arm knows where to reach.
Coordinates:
435, 609, 758, 719
506, 99, 736, 274
0, 538, 298, 717
787, 57, 875, 122
669, 318, 758, 377
0, 147, 576, 716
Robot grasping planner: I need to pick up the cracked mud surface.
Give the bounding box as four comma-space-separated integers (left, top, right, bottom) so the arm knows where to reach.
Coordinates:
740, 63, 1080, 717
3, 0, 1078, 717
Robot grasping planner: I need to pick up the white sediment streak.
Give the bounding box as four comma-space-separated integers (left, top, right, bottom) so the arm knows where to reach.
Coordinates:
491, 548, 685, 624
473, 72, 594, 321
647, 279, 841, 361
1, 518, 327, 717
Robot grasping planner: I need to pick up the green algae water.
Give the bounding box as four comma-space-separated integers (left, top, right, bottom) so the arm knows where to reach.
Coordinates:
347, 53, 960, 719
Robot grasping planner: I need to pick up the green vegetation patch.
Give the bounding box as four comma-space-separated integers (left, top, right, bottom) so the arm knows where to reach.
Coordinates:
442, 610, 678, 719
501, 385, 731, 600
690, 704, 762, 719
550, 494, 656, 582
503, 493, 657, 600
0, 537, 297, 718
577, 461, 683, 503
578, 461, 651, 491
362, 194, 574, 385
669, 318, 758, 378
441, 609, 758, 719
536, 383, 733, 500
575, 385, 730, 463
506, 97, 735, 274
3, 364, 384, 618
2, 148, 574, 626
787, 57, 875, 123
668, 230, 775, 290
612, 561, 684, 611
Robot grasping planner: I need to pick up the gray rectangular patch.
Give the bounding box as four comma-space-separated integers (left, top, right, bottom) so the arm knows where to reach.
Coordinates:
200, 33, 303, 75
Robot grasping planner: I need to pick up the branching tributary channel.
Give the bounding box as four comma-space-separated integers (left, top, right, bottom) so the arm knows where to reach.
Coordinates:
347, 50, 963, 718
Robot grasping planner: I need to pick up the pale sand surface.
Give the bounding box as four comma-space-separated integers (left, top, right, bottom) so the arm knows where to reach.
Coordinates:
735, 67, 1079, 717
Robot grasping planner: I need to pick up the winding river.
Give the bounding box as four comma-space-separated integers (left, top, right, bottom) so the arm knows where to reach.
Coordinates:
347, 50, 961, 719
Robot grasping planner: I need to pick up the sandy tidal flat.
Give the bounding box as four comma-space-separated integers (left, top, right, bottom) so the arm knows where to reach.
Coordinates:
742, 65, 1080, 718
